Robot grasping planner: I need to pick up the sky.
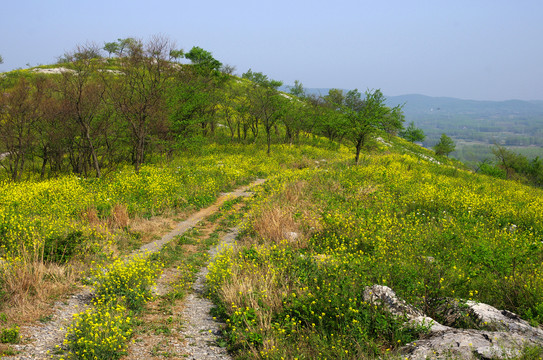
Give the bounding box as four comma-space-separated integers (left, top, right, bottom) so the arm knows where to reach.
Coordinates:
1, 0, 542, 101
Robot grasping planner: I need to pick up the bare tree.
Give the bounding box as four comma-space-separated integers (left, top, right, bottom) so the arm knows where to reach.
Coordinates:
105, 35, 177, 172
0, 77, 46, 180
57, 44, 106, 177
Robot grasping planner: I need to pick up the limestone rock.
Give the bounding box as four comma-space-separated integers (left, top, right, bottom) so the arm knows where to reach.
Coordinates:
362, 285, 543, 359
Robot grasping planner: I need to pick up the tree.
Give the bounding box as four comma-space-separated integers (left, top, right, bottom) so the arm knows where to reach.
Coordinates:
289, 80, 305, 98
184, 46, 222, 72
401, 121, 425, 142
381, 105, 405, 138
105, 35, 176, 172
324, 88, 345, 110
117, 38, 137, 57
343, 89, 391, 164
310, 94, 345, 144
434, 133, 455, 157
169, 49, 184, 62
57, 44, 107, 177
0, 54, 3, 64
103, 42, 119, 57
280, 95, 306, 144
220, 64, 236, 75
242, 69, 283, 155
491, 144, 528, 180
168, 46, 225, 142
216, 79, 249, 141
0, 77, 46, 180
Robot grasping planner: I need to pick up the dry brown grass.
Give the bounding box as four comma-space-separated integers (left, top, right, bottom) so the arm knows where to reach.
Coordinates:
81, 207, 100, 226
82, 203, 130, 229
250, 180, 321, 249
109, 204, 129, 228
0, 254, 80, 323
220, 249, 290, 332
252, 207, 299, 244
128, 215, 177, 245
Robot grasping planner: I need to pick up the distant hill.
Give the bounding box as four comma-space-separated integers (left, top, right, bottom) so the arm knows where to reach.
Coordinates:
385, 94, 543, 117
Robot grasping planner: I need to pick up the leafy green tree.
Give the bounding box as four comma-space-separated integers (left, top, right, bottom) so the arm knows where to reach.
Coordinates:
433, 133, 455, 157
185, 46, 222, 72
58, 44, 108, 177
116, 38, 137, 57
476, 158, 506, 179
381, 105, 405, 138
0, 54, 3, 64
169, 47, 225, 141
169, 71, 218, 139
289, 80, 305, 98
324, 88, 345, 110
311, 90, 347, 144
529, 157, 543, 186
343, 89, 390, 164
216, 79, 252, 141
0, 77, 47, 180
400, 121, 425, 142
103, 42, 119, 57
169, 49, 184, 62
491, 144, 530, 180
280, 95, 306, 144
242, 69, 283, 155
485, 145, 543, 186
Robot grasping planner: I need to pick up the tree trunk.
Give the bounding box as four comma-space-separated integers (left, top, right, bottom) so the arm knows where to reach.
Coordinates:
83, 124, 101, 178
355, 137, 363, 164
267, 132, 271, 156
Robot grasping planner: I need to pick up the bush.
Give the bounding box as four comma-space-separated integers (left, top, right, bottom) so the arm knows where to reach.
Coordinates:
92, 254, 162, 312
63, 300, 131, 360
0, 326, 19, 344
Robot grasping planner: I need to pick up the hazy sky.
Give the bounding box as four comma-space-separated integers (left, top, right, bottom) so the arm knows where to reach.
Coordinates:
1, 0, 541, 101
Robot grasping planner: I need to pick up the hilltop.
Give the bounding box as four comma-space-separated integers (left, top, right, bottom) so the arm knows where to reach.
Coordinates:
1, 43, 543, 359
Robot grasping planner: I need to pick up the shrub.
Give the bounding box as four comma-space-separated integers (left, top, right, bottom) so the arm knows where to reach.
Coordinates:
0, 326, 19, 344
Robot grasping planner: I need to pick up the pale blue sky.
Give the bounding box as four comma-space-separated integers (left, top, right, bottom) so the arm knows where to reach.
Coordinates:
1, 0, 541, 101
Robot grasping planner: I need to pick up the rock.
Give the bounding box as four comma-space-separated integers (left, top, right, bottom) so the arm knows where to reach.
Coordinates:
285, 231, 299, 241
362, 285, 543, 359
363, 285, 423, 318
466, 301, 543, 337
403, 329, 532, 360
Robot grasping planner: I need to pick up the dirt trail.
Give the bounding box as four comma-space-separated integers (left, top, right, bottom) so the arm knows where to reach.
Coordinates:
177, 229, 238, 359
133, 179, 264, 257
8, 179, 264, 360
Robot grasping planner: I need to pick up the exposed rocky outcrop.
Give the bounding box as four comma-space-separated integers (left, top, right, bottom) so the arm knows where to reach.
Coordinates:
363, 285, 543, 359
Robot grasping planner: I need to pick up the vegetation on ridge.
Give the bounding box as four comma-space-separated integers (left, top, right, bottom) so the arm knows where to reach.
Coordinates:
0, 36, 542, 359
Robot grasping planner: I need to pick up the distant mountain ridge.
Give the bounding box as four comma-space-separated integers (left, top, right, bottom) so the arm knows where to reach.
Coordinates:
385, 94, 543, 117
280, 86, 543, 117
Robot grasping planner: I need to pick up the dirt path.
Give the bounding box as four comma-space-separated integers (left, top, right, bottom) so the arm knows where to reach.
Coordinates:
177, 229, 238, 360
8, 180, 264, 360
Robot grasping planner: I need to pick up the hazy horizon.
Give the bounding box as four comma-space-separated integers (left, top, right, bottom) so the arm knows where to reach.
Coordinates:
1, 0, 542, 102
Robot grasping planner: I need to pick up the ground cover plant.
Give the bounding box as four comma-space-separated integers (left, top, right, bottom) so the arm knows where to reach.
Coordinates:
0, 141, 343, 357
207, 137, 543, 359
2, 43, 543, 358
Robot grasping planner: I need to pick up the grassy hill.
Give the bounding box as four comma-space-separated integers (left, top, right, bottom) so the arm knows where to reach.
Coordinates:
1, 52, 543, 358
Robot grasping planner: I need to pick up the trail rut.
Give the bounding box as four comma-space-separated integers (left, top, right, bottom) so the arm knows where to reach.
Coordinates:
8, 180, 264, 359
